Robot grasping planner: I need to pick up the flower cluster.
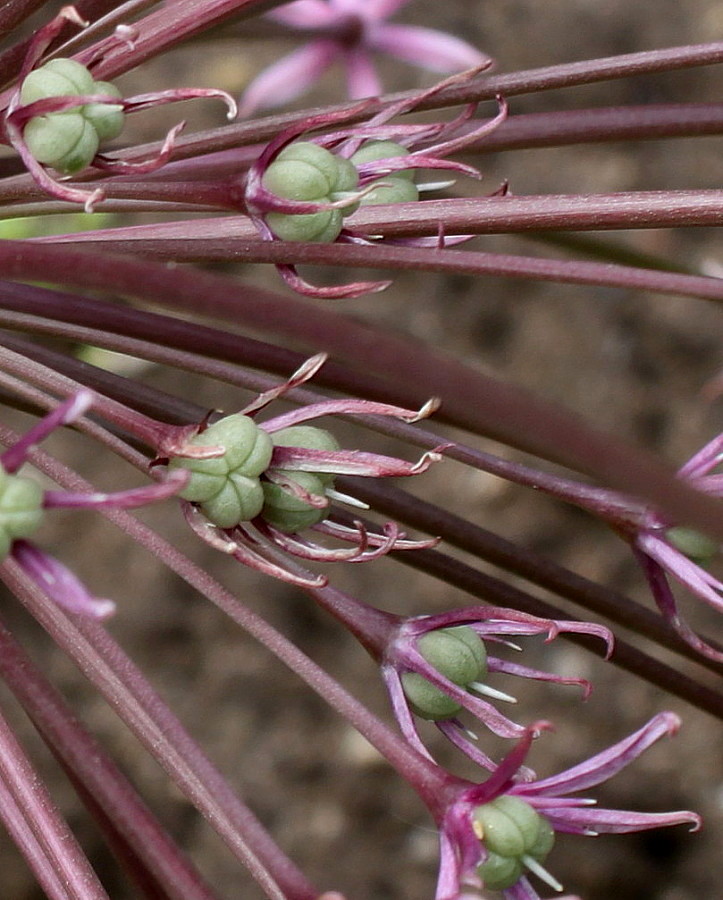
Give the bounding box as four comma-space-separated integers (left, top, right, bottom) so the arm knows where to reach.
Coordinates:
240, 70, 506, 296
161, 355, 442, 586
433, 714, 699, 900
3, 6, 236, 210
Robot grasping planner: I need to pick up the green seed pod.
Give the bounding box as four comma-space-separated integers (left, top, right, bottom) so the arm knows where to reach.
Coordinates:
265, 208, 343, 243
168, 415, 274, 526
400, 671, 464, 720
401, 626, 487, 721
271, 426, 340, 485
359, 176, 419, 207
490, 796, 546, 854
526, 815, 555, 861
350, 140, 416, 180
666, 525, 719, 563
0, 467, 44, 560
473, 797, 532, 858
477, 851, 524, 892
261, 470, 328, 533
263, 159, 332, 202
197, 474, 266, 529
84, 81, 125, 141
23, 112, 100, 174
20, 58, 95, 105
417, 626, 487, 685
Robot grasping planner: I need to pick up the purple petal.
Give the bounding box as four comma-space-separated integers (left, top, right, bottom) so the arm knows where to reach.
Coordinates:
371, 24, 490, 72
342, 46, 383, 98
43, 470, 188, 510
238, 40, 340, 116
504, 877, 543, 900
677, 432, 723, 479
267, 0, 339, 28
544, 806, 701, 835
262, 397, 437, 431
1, 391, 93, 474
11, 542, 115, 619
519, 713, 680, 797
638, 533, 723, 613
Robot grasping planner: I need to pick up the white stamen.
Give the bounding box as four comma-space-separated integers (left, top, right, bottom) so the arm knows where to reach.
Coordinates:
521, 855, 564, 892
418, 179, 456, 193
325, 488, 369, 509
468, 681, 517, 704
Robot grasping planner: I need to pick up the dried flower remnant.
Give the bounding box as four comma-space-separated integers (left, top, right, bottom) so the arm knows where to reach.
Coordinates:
2, 8, 237, 211
163, 355, 442, 586
384, 607, 613, 768
238, 0, 491, 115
433, 713, 700, 900
0, 392, 185, 618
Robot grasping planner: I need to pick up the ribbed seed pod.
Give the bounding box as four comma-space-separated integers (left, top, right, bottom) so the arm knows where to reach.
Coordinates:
401, 626, 487, 720
168, 415, 274, 527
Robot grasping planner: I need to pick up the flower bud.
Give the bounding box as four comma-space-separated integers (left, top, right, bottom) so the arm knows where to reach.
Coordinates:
261, 471, 328, 533
0, 467, 44, 560
401, 626, 487, 721
168, 415, 273, 527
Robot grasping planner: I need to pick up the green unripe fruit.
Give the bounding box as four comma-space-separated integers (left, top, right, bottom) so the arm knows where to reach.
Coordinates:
19, 59, 125, 173
23, 112, 99, 174
20, 59, 95, 105
400, 672, 464, 720
360, 176, 419, 206
84, 81, 124, 141
0, 467, 44, 560
350, 140, 416, 179
261, 470, 328, 533
473, 796, 555, 890
666, 526, 719, 563
263, 159, 332, 202
477, 851, 524, 892
401, 626, 487, 721
265, 208, 343, 243
168, 415, 273, 527
271, 426, 340, 485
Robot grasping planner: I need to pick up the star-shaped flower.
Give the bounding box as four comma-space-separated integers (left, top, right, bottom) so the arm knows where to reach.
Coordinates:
433, 713, 699, 900
239, 0, 491, 116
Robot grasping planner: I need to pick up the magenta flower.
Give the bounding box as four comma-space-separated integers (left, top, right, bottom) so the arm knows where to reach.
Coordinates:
160, 354, 442, 587
1, 391, 186, 618
238, 0, 491, 116
433, 713, 700, 900
382, 606, 613, 770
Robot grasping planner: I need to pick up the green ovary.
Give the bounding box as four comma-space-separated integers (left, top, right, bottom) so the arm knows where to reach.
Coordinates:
0, 467, 44, 560
261, 471, 328, 533
168, 415, 274, 527
19, 58, 125, 174
473, 796, 555, 891
401, 626, 487, 721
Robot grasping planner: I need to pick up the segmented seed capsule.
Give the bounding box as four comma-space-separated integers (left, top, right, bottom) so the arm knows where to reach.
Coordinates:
401, 625, 487, 720
18, 58, 125, 174
263, 141, 359, 242
259, 425, 340, 532
0, 466, 44, 560
473, 796, 555, 891
168, 415, 273, 528
349, 139, 420, 206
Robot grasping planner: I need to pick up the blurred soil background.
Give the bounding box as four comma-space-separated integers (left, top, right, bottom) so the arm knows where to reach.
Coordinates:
1, 1, 722, 898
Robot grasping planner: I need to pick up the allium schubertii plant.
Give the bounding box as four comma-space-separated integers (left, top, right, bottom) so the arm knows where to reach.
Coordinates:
0, 0, 721, 897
